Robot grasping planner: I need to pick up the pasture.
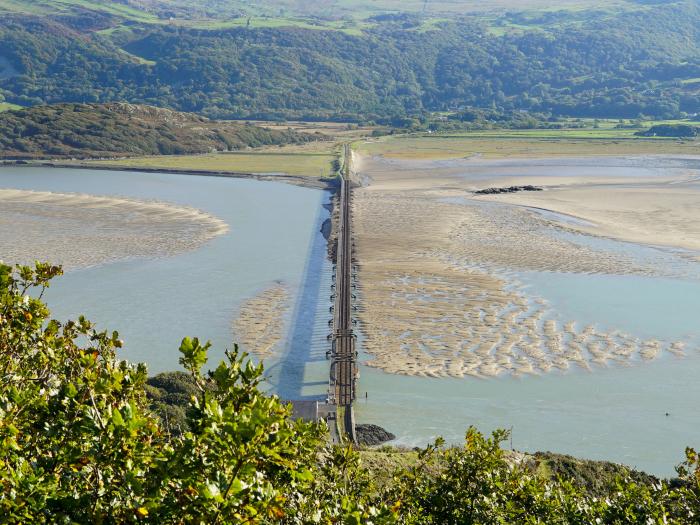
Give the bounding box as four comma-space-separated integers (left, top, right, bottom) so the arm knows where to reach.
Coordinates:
0, 103, 21, 112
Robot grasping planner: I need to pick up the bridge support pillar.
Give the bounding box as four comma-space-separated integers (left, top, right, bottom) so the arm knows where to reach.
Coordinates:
344, 404, 356, 444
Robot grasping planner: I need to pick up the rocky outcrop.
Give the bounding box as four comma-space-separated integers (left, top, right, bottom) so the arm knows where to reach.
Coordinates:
474, 185, 543, 195
356, 424, 396, 446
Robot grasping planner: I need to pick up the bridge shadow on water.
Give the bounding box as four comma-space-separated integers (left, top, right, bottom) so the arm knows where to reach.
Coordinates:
268, 194, 333, 401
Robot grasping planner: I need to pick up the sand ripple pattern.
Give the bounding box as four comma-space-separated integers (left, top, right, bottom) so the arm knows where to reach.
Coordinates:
354, 182, 688, 379
360, 267, 685, 378
448, 203, 647, 275
232, 284, 290, 358
0, 188, 228, 270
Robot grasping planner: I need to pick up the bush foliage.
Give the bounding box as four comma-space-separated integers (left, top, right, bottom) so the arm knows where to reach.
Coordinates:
1, 262, 699, 523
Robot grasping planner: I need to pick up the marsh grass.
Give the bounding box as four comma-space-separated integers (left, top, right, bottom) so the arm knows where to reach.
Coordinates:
84, 151, 337, 177
358, 132, 700, 160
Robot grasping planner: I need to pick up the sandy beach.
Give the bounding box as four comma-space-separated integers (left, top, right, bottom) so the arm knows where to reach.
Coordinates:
0, 188, 228, 270
352, 152, 700, 378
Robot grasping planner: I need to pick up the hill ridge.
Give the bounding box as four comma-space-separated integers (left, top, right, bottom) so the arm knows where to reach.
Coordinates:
0, 102, 318, 159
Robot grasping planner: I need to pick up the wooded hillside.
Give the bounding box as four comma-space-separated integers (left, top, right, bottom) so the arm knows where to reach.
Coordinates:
0, 103, 317, 158
1, 2, 700, 121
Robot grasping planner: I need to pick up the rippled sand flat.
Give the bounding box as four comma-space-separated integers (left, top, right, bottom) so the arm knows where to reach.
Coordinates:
353, 154, 699, 378
231, 283, 290, 357
0, 188, 228, 270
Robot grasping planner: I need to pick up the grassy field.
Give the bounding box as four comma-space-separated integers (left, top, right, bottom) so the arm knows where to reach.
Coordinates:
437, 128, 643, 139
249, 121, 377, 141
355, 117, 700, 160
0, 0, 654, 45
0, 0, 643, 31
357, 132, 700, 160
248, 0, 638, 18
166, 16, 373, 35
82, 151, 337, 177
0, 0, 159, 22
0, 103, 21, 112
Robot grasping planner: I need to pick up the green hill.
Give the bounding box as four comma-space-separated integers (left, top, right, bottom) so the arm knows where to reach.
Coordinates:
0, 1, 699, 121
0, 0, 648, 21
0, 103, 317, 158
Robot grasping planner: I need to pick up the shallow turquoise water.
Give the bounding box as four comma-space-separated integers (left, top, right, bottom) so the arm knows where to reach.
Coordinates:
356, 356, 699, 475
518, 272, 700, 342
4, 165, 700, 476
357, 163, 700, 475
355, 268, 700, 476
0, 167, 333, 399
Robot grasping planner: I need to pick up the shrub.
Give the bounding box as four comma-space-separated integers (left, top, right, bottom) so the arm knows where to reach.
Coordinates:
0, 262, 391, 523
1, 262, 699, 523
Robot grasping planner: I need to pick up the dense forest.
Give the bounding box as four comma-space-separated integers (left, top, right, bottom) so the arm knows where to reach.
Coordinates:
0, 103, 316, 158
0, 1, 699, 121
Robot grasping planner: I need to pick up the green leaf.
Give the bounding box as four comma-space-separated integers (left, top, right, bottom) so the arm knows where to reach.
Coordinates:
66, 382, 78, 398
229, 478, 246, 495
112, 408, 124, 427
204, 481, 221, 500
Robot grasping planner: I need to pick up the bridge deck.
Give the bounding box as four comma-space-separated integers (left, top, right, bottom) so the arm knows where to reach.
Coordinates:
329, 145, 357, 440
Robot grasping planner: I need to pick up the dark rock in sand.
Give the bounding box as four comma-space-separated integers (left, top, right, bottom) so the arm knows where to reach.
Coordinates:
474, 185, 543, 195
356, 424, 396, 446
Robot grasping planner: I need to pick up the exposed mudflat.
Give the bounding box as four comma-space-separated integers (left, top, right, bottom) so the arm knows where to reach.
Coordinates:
352, 154, 700, 379
231, 283, 291, 358
0, 188, 228, 270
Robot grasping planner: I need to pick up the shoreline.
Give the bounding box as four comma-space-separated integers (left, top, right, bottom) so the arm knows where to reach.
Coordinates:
0, 160, 339, 191
473, 182, 700, 254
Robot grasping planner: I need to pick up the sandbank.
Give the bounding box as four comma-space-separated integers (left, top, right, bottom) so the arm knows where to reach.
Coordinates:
351, 153, 700, 379
231, 283, 290, 357
0, 188, 228, 270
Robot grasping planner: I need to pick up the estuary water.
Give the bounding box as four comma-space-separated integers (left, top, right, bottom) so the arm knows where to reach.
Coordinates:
356, 265, 700, 475
356, 158, 700, 477
0, 167, 332, 399
3, 165, 699, 476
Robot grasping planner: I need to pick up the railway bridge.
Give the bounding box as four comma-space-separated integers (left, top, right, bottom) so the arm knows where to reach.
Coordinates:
327, 144, 358, 443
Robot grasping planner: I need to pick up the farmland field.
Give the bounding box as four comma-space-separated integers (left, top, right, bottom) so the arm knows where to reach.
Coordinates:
358, 128, 700, 160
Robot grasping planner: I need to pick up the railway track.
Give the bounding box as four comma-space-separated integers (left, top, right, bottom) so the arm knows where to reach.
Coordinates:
328, 144, 358, 442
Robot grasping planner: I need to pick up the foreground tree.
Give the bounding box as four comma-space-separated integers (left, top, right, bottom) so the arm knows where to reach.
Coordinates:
0, 262, 698, 524
386, 428, 700, 524
0, 262, 161, 522
0, 263, 391, 523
